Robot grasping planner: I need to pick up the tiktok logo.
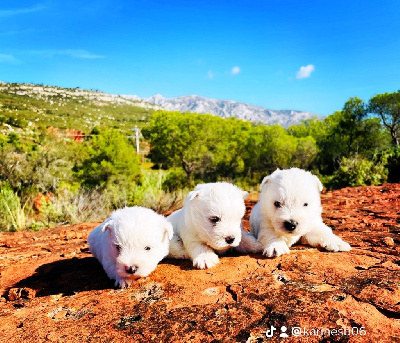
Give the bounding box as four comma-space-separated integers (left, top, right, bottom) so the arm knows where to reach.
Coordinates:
265, 325, 276, 337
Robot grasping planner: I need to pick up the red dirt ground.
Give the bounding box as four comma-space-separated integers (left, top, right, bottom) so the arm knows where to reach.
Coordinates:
0, 184, 399, 342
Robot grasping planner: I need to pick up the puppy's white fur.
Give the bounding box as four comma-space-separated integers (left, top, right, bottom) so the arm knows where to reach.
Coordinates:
88, 206, 173, 288
248, 168, 351, 257
167, 182, 248, 269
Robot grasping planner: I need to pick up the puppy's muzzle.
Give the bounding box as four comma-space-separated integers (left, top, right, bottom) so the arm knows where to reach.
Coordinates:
125, 265, 138, 274
283, 220, 298, 232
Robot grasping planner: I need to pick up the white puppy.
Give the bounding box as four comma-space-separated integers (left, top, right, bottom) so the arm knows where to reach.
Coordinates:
167, 182, 248, 269
88, 206, 173, 288
249, 168, 351, 257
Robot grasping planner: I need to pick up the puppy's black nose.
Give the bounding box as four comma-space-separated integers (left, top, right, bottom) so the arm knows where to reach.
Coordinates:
225, 236, 235, 244
125, 266, 138, 274
284, 220, 297, 232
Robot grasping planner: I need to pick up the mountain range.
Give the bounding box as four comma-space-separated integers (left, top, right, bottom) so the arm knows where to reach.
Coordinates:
122, 94, 320, 127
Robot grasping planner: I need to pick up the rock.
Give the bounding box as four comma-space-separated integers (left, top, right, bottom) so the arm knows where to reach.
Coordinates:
7, 287, 37, 301
383, 237, 395, 247
53, 309, 68, 320
0, 184, 399, 342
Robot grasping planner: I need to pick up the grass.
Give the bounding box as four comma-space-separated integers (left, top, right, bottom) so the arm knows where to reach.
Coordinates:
0, 186, 26, 231
0, 82, 155, 135
130, 170, 188, 214
0, 169, 188, 232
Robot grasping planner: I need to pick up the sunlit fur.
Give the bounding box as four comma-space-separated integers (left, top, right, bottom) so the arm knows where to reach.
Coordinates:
167, 182, 248, 269
249, 168, 351, 257
88, 206, 173, 288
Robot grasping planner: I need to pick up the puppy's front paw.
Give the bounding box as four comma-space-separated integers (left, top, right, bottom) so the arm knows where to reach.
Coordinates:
323, 237, 351, 252
115, 277, 133, 288
263, 240, 290, 257
193, 251, 219, 269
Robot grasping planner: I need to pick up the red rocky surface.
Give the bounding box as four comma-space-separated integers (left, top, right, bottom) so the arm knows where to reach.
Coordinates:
0, 184, 399, 342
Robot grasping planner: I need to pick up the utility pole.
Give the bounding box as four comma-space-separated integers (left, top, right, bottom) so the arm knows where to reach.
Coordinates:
132, 126, 140, 154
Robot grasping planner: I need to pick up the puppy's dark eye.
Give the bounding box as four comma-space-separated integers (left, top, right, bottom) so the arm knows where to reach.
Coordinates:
144, 246, 151, 251
209, 216, 221, 224
274, 201, 282, 208
115, 244, 121, 252
304, 203, 308, 207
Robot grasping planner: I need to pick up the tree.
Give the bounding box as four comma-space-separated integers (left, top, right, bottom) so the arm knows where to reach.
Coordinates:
369, 91, 400, 146
210, 118, 253, 178
340, 97, 368, 155
291, 136, 318, 169
74, 129, 141, 188
246, 124, 318, 175
142, 111, 252, 183
297, 98, 388, 175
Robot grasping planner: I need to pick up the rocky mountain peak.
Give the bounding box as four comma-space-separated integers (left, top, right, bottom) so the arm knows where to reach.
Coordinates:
124, 94, 320, 127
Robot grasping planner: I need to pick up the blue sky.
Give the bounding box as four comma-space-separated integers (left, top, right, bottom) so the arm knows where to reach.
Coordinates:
0, 0, 399, 116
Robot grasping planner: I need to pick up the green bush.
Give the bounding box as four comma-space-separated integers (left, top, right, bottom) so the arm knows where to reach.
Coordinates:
6, 115, 28, 128
129, 170, 188, 213
0, 134, 8, 148
0, 139, 77, 199
74, 128, 141, 188
328, 154, 388, 189
162, 168, 190, 192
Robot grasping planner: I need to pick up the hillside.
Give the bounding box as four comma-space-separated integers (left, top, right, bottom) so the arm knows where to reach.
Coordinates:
0, 82, 158, 135
1, 184, 399, 342
124, 94, 320, 127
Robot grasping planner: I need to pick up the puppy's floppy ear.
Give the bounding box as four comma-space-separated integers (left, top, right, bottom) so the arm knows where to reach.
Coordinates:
188, 190, 201, 201
101, 218, 114, 233
313, 175, 323, 192
260, 175, 272, 191
242, 191, 249, 200
163, 221, 174, 241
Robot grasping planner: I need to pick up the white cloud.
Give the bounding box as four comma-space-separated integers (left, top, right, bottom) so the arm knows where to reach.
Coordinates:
296, 64, 315, 79
207, 70, 214, 79
0, 53, 19, 64
231, 66, 241, 75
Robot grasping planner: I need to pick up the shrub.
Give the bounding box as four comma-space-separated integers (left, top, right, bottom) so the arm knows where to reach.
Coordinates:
385, 147, 400, 183
328, 154, 388, 189
129, 170, 188, 213
0, 184, 26, 231
74, 128, 141, 188
0, 134, 8, 148
0, 141, 76, 199
30, 186, 113, 226
162, 168, 190, 192
6, 115, 28, 128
